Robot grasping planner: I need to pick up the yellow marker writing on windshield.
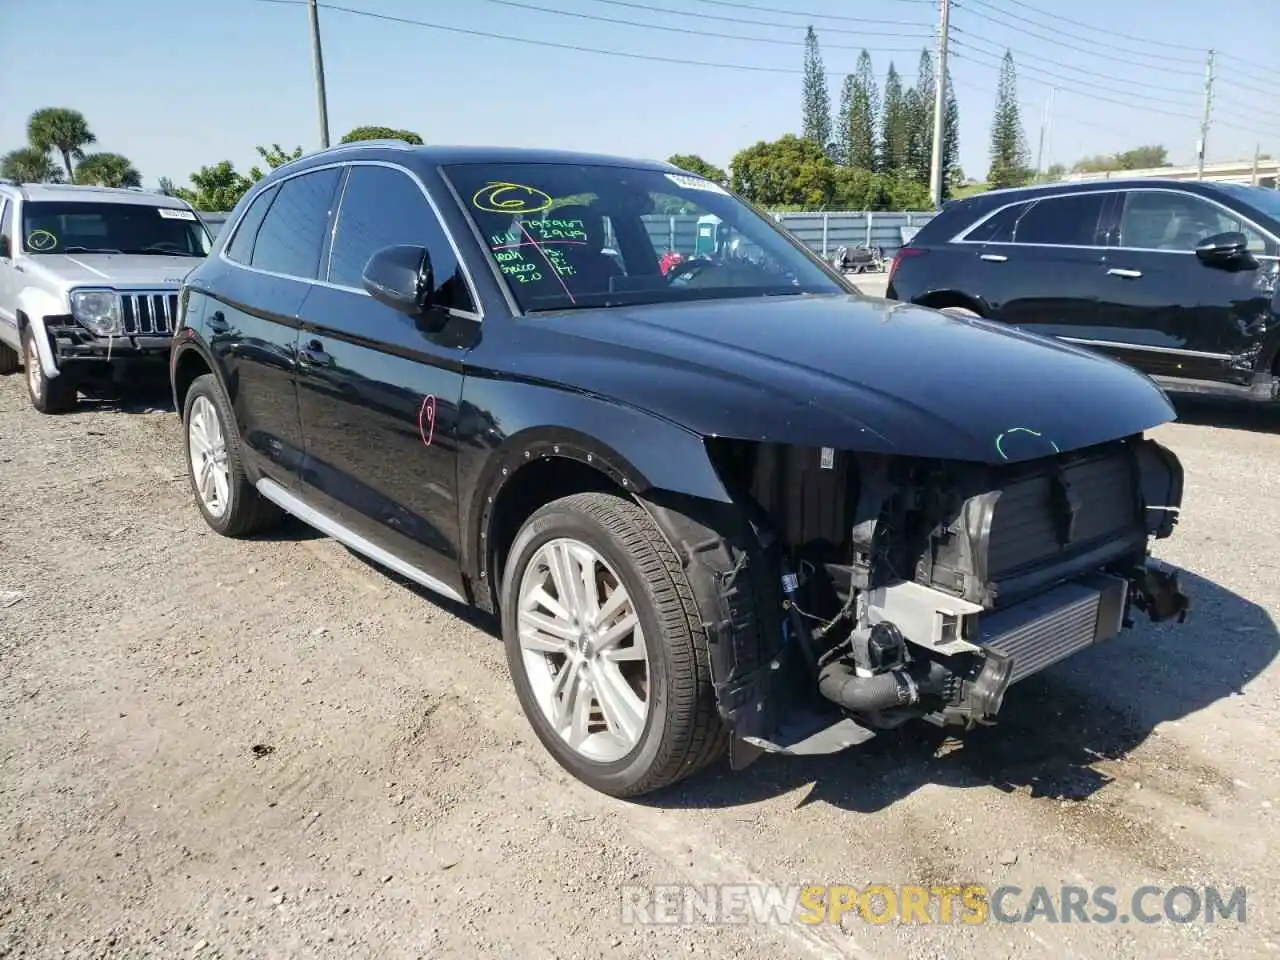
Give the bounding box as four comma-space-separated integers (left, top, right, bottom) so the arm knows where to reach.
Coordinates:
472, 181, 553, 215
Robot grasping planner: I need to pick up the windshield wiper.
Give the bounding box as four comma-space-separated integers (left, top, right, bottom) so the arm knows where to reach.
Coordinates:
61, 246, 123, 254
120, 249, 201, 256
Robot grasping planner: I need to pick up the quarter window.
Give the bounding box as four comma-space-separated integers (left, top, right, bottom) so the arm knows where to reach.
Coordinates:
1117, 190, 1271, 254
224, 184, 279, 264
327, 165, 474, 312
250, 168, 342, 280
1011, 194, 1108, 246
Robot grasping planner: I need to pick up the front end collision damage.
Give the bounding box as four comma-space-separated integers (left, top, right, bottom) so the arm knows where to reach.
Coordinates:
638, 430, 1189, 770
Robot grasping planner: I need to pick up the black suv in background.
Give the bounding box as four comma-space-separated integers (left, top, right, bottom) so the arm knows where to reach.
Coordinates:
170, 141, 1187, 799
886, 179, 1280, 404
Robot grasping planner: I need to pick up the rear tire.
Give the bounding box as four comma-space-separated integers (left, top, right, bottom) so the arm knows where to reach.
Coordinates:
182, 372, 282, 537
501, 492, 724, 798
0, 339, 18, 375
21, 327, 77, 414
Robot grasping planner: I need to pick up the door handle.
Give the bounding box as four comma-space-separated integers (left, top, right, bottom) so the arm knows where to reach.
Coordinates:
297, 339, 332, 366
207, 310, 229, 332
980, 253, 1008, 262
1107, 267, 1143, 278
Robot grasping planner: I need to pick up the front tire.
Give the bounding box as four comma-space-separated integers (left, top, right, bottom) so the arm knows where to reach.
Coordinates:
21, 327, 77, 414
182, 373, 282, 537
501, 492, 725, 798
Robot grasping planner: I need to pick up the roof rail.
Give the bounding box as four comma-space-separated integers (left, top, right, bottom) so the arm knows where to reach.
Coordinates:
270, 138, 417, 175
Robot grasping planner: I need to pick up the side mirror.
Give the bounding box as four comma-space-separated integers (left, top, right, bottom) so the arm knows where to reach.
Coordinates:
1194, 231, 1249, 265
0, 235, 10, 259
362, 244, 434, 315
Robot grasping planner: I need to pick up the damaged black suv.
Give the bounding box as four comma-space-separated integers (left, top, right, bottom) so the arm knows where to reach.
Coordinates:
171, 142, 1189, 798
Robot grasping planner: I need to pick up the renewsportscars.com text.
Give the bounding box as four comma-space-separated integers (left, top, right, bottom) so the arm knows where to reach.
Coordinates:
620, 883, 1247, 926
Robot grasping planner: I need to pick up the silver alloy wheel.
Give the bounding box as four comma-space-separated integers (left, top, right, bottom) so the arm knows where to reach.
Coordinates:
187, 395, 231, 518
517, 537, 651, 763
25, 336, 42, 402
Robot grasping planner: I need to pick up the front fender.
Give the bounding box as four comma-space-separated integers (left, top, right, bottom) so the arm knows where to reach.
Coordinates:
16, 286, 68, 379
169, 329, 233, 411
456, 377, 732, 585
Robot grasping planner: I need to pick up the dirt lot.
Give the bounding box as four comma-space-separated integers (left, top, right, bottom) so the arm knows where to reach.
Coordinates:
1, 372, 1279, 960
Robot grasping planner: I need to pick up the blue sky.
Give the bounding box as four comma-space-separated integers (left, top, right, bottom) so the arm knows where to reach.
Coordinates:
1, 0, 1275, 190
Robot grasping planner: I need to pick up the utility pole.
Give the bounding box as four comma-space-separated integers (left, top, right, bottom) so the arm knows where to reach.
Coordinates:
308, 0, 331, 148
1034, 87, 1056, 183
927, 0, 951, 208
1196, 49, 1214, 180
1251, 144, 1261, 186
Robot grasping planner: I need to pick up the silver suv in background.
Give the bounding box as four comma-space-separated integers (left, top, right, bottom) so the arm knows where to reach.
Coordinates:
0, 180, 211, 413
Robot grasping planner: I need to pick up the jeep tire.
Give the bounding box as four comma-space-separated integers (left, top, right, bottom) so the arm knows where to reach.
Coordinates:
501, 492, 725, 798
0, 338, 19, 375
22, 327, 77, 414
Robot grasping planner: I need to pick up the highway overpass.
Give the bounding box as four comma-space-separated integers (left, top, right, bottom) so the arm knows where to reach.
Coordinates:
1064, 159, 1279, 188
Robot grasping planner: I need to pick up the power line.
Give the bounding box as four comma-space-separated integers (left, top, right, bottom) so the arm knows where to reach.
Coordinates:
949, 76, 1133, 139
1215, 53, 1278, 90
585, 0, 932, 32
958, 0, 1203, 71
258, 0, 919, 76
953, 31, 1201, 101
691, 0, 938, 19
963, 0, 1204, 52
951, 45, 1200, 121
475, 0, 934, 49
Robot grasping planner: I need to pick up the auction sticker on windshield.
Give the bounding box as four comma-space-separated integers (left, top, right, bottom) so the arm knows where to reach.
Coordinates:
158, 208, 198, 220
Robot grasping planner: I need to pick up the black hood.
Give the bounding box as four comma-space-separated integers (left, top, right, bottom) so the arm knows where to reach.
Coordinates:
501, 294, 1176, 465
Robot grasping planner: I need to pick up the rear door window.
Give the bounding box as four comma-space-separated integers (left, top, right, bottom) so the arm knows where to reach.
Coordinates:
962, 201, 1031, 243
1011, 194, 1108, 246
250, 168, 342, 280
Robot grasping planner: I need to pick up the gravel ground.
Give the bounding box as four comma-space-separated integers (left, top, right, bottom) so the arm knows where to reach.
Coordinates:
1, 371, 1279, 960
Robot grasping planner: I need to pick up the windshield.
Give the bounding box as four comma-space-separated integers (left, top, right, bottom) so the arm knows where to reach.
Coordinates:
20, 201, 211, 257
443, 162, 843, 312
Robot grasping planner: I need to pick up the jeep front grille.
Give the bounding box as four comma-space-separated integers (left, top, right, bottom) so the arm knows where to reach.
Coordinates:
120, 291, 179, 336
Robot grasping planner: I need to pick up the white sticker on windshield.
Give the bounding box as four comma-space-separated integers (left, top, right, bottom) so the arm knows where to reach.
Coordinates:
665, 173, 728, 194
158, 207, 197, 220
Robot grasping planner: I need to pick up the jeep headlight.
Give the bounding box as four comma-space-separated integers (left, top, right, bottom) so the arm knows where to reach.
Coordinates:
69, 290, 123, 337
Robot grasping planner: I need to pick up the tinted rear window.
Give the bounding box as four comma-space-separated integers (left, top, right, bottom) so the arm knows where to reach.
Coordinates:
250, 168, 341, 280
1012, 194, 1107, 246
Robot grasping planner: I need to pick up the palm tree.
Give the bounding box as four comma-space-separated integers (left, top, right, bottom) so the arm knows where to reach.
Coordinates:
75, 152, 142, 188
0, 147, 63, 183
27, 107, 96, 182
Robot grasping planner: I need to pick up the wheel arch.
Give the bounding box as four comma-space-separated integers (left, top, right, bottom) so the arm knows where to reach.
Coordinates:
171, 338, 215, 413
14, 288, 66, 379
170, 336, 234, 416
471, 424, 787, 752
469, 421, 732, 614
915, 289, 989, 316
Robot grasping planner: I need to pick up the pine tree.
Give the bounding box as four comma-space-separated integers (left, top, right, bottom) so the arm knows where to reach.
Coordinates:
850, 50, 879, 170
905, 48, 935, 187
837, 75, 856, 166
802, 27, 832, 151
836, 51, 879, 170
988, 50, 1031, 189
942, 64, 960, 199
880, 62, 908, 175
